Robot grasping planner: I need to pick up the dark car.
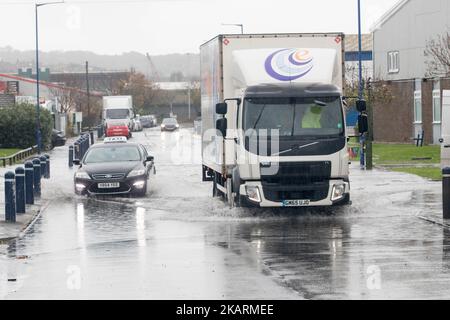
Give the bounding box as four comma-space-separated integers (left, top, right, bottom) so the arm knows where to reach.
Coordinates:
51, 129, 66, 149
140, 115, 154, 128
73, 142, 155, 196
160, 117, 179, 131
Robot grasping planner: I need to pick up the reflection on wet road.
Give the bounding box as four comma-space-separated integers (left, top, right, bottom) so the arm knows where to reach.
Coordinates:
1, 127, 450, 299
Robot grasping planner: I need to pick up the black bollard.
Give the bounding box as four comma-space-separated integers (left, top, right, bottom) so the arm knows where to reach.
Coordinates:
32, 158, 41, 197
75, 141, 80, 161
90, 130, 94, 145
4, 171, 16, 222
443, 167, 450, 220
15, 167, 26, 214
39, 155, 47, 178
44, 154, 50, 179
24, 161, 34, 205
69, 145, 74, 167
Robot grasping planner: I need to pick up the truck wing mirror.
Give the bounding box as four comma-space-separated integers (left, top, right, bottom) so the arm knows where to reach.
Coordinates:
216, 118, 227, 137
356, 99, 367, 112
216, 103, 227, 115
358, 114, 368, 134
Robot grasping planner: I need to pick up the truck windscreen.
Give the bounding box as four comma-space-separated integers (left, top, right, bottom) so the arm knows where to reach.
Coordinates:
243, 97, 344, 137
106, 109, 130, 119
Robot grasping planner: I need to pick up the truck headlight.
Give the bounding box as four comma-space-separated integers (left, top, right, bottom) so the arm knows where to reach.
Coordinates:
75, 171, 90, 179
246, 186, 261, 203
128, 169, 146, 177
331, 184, 345, 201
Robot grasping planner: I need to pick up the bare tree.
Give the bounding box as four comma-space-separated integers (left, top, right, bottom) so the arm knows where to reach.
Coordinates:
425, 33, 450, 77
49, 85, 82, 114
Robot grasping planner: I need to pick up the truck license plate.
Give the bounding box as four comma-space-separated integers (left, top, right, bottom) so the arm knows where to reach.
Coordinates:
282, 200, 310, 207
98, 182, 120, 189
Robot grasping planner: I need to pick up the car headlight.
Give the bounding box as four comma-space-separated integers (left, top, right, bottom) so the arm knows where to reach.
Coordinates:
128, 169, 146, 177
75, 171, 90, 179
331, 184, 345, 201
161, 124, 165, 128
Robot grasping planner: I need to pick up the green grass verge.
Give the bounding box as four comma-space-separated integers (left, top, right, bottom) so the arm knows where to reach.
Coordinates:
348, 143, 440, 165
391, 167, 442, 181
0, 148, 21, 158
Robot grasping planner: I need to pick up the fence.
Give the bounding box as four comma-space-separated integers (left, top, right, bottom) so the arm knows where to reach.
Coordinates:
0, 145, 38, 167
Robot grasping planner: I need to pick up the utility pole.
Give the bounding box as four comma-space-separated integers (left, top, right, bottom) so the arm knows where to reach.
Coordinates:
85, 61, 90, 121
357, 0, 366, 169
187, 83, 191, 120
366, 79, 374, 170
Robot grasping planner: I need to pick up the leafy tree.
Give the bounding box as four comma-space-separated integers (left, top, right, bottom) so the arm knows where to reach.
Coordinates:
118, 71, 158, 115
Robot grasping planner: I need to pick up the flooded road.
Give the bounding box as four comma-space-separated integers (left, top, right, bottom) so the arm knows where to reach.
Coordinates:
1, 126, 449, 299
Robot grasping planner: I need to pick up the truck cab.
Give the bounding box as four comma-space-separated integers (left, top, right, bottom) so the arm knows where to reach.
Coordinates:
200, 33, 350, 208
214, 83, 350, 207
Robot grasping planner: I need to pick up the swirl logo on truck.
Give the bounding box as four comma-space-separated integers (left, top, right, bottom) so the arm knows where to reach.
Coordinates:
264, 48, 314, 81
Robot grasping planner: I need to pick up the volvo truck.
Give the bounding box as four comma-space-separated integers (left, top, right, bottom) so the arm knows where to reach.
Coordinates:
200, 33, 359, 208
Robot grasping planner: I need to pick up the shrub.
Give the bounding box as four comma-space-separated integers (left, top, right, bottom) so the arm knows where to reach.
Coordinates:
0, 103, 53, 149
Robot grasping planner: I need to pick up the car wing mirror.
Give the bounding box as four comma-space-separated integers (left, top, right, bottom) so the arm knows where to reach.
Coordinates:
73, 159, 81, 166
146, 155, 154, 162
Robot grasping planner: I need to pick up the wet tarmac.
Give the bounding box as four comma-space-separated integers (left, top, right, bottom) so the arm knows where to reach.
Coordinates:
1, 127, 449, 299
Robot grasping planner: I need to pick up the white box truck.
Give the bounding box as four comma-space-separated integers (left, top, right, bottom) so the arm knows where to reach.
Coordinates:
200, 33, 357, 208
102, 95, 134, 130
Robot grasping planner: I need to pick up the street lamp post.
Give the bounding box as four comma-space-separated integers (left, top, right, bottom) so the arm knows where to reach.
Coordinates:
35, 1, 64, 154
221, 23, 244, 34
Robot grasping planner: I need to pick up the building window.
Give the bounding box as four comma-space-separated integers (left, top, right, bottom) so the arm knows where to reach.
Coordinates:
388, 51, 399, 73
433, 90, 441, 123
414, 91, 422, 123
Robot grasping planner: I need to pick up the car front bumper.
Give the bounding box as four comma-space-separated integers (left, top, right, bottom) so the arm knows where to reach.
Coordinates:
74, 175, 147, 195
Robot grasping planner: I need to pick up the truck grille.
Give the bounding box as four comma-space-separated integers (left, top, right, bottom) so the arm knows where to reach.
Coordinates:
261, 161, 331, 202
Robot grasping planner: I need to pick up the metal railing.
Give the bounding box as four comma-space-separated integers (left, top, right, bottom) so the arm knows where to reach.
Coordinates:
0, 145, 38, 167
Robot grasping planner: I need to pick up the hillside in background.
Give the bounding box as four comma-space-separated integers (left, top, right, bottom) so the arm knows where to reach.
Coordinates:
0, 46, 200, 81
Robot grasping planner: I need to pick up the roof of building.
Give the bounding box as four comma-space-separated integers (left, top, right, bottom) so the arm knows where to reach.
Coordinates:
155, 82, 198, 91
370, 0, 410, 31
0, 73, 102, 96
345, 34, 373, 52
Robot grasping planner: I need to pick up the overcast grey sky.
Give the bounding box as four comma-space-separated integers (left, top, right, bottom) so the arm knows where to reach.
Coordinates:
0, 0, 399, 55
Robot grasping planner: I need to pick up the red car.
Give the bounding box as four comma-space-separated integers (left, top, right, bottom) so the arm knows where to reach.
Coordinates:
106, 123, 131, 138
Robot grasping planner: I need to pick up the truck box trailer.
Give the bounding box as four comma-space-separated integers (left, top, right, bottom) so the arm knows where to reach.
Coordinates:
200, 33, 354, 208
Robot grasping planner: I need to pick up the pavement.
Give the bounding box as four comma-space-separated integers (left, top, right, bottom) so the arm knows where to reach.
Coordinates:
0, 127, 449, 299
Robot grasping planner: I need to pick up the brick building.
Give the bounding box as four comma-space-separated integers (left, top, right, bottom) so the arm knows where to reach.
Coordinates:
371, 0, 450, 144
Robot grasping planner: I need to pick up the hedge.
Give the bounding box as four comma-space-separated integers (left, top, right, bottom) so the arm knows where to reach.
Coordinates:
0, 103, 53, 149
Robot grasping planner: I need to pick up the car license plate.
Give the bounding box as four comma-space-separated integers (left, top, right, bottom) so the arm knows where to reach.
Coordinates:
282, 200, 310, 207
98, 182, 120, 189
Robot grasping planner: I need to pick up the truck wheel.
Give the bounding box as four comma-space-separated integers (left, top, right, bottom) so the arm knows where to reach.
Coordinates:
212, 174, 219, 197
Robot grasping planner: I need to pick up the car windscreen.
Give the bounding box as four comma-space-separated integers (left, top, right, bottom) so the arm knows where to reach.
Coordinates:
106, 109, 130, 119
84, 146, 141, 163
243, 96, 344, 137
163, 118, 177, 124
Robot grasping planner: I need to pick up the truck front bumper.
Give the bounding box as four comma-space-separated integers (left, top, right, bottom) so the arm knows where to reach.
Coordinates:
239, 179, 350, 207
